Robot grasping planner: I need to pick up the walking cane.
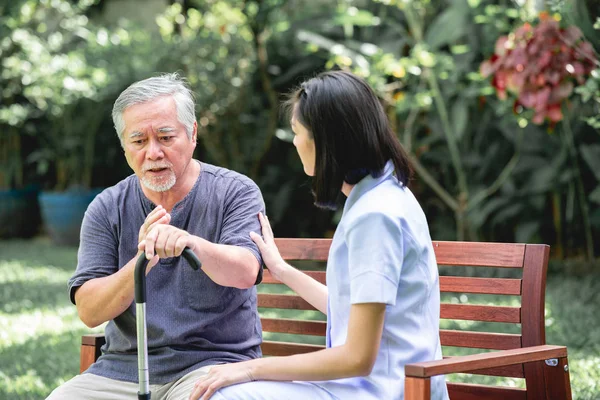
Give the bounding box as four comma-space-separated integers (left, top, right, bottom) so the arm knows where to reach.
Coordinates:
134, 248, 201, 400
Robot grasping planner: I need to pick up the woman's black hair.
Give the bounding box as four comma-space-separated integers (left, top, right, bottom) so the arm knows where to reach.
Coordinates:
285, 70, 413, 210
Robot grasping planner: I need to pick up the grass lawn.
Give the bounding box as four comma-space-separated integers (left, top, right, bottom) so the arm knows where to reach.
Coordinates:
1, 238, 599, 399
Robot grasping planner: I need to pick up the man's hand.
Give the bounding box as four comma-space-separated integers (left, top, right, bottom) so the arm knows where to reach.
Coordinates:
137, 205, 171, 271
139, 205, 171, 244
189, 362, 255, 400
139, 224, 194, 260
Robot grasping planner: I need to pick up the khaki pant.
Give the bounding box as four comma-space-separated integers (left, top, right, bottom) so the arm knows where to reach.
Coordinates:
46, 365, 212, 400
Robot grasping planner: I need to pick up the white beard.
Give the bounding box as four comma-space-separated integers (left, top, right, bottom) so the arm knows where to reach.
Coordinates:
141, 172, 176, 192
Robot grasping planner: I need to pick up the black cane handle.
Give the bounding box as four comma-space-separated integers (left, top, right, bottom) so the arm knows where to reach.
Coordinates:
134, 247, 201, 304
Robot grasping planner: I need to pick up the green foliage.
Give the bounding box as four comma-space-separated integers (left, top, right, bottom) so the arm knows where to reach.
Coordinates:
1, 0, 599, 252
288, 0, 600, 257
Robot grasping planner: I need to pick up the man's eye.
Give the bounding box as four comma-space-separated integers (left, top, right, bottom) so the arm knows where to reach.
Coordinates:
133, 139, 145, 144
160, 136, 173, 142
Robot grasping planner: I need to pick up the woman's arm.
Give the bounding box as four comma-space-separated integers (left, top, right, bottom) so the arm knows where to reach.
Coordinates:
190, 302, 386, 400
250, 212, 328, 314
270, 260, 328, 315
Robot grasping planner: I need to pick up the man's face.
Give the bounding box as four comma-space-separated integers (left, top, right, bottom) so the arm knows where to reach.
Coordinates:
122, 96, 196, 193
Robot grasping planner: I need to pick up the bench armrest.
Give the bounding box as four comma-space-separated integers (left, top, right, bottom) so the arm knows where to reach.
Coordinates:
405, 344, 567, 378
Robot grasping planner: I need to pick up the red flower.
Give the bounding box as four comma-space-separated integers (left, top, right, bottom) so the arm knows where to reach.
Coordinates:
480, 14, 597, 124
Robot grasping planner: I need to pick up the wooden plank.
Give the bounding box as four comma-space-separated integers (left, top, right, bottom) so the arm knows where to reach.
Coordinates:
258, 294, 318, 311
80, 344, 98, 373
261, 318, 327, 336
440, 276, 522, 295
81, 333, 106, 347
441, 303, 521, 323
274, 238, 331, 261
405, 345, 566, 378
405, 377, 430, 400
80, 334, 105, 373
261, 341, 325, 356
262, 270, 326, 285
441, 330, 521, 350
432, 241, 526, 268
521, 244, 550, 397
542, 356, 573, 400
442, 357, 524, 378
273, 239, 528, 268
447, 383, 526, 400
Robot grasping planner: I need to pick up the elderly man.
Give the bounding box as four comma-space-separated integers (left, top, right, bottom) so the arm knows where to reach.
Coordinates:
47, 73, 265, 399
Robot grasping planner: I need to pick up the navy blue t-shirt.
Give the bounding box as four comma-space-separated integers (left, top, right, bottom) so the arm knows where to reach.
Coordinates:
68, 161, 264, 384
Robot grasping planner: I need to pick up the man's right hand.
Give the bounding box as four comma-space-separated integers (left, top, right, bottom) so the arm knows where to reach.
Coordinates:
139, 205, 171, 244
138, 205, 171, 272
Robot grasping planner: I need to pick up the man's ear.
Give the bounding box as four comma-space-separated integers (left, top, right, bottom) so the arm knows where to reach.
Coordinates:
192, 120, 198, 146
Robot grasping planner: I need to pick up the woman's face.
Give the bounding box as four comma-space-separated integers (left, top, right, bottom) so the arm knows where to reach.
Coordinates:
291, 113, 316, 176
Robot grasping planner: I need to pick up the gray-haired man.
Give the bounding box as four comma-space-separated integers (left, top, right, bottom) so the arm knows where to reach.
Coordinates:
48, 73, 265, 399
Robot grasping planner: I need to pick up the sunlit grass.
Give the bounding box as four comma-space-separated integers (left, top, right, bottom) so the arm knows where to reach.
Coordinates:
0, 239, 599, 399
0, 240, 102, 400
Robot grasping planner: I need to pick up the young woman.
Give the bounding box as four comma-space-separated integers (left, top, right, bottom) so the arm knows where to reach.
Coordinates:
190, 71, 449, 400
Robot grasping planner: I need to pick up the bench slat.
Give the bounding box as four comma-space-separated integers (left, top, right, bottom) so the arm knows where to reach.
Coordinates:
433, 241, 526, 268
258, 294, 318, 311
273, 239, 527, 268
447, 383, 526, 400
263, 270, 326, 284
441, 330, 522, 350
261, 318, 327, 336
440, 277, 522, 295
258, 296, 521, 324
261, 340, 325, 356
275, 238, 331, 261
441, 304, 521, 323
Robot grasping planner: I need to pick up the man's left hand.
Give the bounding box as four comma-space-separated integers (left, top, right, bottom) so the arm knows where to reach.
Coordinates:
139, 224, 194, 259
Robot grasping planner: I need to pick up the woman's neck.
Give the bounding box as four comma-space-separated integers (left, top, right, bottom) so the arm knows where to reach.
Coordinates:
341, 181, 354, 197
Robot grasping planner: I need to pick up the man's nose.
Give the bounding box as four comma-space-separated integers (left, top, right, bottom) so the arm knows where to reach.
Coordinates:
146, 139, 164, 159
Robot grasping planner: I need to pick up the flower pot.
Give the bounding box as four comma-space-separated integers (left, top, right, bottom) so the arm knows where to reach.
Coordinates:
0, 185, 41, 238
39, 188, 103, 246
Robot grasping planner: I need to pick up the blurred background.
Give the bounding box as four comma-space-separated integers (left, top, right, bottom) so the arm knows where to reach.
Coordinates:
1, 0, 599, 398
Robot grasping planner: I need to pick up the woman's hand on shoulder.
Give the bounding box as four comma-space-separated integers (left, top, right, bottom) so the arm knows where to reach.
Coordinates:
250, 212, 288, 282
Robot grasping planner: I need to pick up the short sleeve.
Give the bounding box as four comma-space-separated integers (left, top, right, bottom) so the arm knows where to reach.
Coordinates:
220, 180, 266, 284
345, 212, 403, 305
68, 195, 119, 304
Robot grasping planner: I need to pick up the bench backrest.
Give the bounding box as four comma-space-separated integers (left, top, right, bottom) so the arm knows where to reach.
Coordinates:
260, 239, 550, 400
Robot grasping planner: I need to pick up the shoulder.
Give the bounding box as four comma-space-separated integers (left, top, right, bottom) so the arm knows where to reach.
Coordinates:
348, 180, 409, 220
343, 180, 426, 238
200, 162, 261, 193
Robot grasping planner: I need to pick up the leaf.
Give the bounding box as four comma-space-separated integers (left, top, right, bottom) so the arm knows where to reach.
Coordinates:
525, 166, 558, 193
424, 7, 467, 50
590, 185, 600, 205
334, 9, 380, 27
515, 221, 540, 243
468, 196, 509, 230
451, 99, 469, 141
579, 144, 600, 181
490, 202, 524, 226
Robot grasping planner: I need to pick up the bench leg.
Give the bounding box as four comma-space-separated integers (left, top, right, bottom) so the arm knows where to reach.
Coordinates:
405, 377, 430, 400
542, 356, 572, 400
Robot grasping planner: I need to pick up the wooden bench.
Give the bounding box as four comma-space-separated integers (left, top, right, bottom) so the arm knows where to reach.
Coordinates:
81, 239, 572, 400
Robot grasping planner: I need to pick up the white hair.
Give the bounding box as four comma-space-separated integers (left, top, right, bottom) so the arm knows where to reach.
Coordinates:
112, 72, 196, 145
